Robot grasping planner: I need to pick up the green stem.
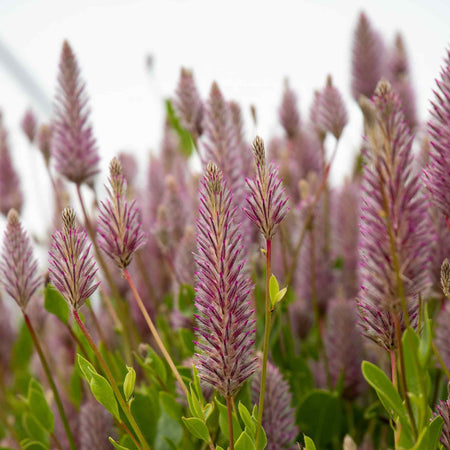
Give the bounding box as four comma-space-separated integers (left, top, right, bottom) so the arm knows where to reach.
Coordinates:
23, 314, 76, 450
255, 239, 272, 448
73, 310, 149, 450
226, 396, 234, 450
123, 268, 189, 398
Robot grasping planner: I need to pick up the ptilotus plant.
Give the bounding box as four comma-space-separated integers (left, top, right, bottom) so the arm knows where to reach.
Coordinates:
0, 209, 76, 449
0, 117, 23, 216
49, 207, 99, 310
194, 162, 257, 444
351, 12, 385, 101
315, 75, 349, 140
52, 40, 100, 185
357, 80, 432, 351
251, 358, 298, 449
423, 48, 450, 219
174, 67, 204, 143
244, 135, 289, 446
279, 79, 301, 139
20, 109, 37, 144
79, 399, 114, 450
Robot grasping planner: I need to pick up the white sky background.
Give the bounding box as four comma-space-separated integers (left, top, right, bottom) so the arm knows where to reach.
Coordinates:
0, 0, 449, 237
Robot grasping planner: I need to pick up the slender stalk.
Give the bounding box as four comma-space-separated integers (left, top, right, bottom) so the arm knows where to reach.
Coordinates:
65, 323, 90, 359
73, 310, 149, 450
23, 314, 76, 450
255, 239, 272, 448
226, 396, 234, 450
390, 349, 397, 388
122, 268, 189, 398
76, 184, 134, 364
393, 313, 417, 438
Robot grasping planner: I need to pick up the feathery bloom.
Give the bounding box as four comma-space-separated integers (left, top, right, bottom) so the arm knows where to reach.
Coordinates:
174, 67, 203, 141
279, 79, 301, 139
0, 295, 15, 368
316, 75, 349, 140
423, 49, 450, 217
358, 80, 432, 350
118, 152, 138, 186
98, 158, 146, 269
52, 40, 100, 185
0, 210, 41, 311
49, 208, 99, 310
21, 109, 37, 143
244, 136, 289, 240
251, 357, 298, 449
351, 12, 385, 101
79, 400, 114, 450
37, 124, 53, 166
387, 34, 417, 129
0, 117, 23, 216
325, 299, 365, 400
200, 82, 244, 204
194, 162, 256, 397
442, 258, 450, 297
433, 400, 450, 449
229, 100, 252, 178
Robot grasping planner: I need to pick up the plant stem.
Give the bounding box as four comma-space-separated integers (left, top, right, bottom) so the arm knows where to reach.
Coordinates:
73, 309, 149, 450
255, 239, 272, 448
226, 396, 234, 450
390, 349, 397, 388
393, 313, 417, 438
23, 313, 76, 450
123, 268, 189, 398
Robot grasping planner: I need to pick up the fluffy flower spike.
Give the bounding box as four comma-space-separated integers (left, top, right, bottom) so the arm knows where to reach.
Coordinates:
351, 12, 385, 101
251, 357, 298, 449
357, 80, 432, 350
245, 136, 289, 240
0, 117, 23, 216
52, 40, 100, 185
98, 158, 146, 269
0, 209, 42, 311
433, 400, 450, 449
49, 207, 99, 310
423, 49, 450, 217
279, 79, 300, 138
194, 162, 257, 398
21, 109, 37, 143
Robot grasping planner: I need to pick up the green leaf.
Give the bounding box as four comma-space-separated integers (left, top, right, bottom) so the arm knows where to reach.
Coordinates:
234, 431, 254, 450
22, 413, 48, 446
160, 392, 182, 423
77, 354, 97, 382
88, 368, 120, 421
273, 287, 287, 306
269, 274, 279, 307
188, 387, 203, 419
123, 366, 136, 402
304, 435, 317, 450
131, 392, 160, 446
165, 99, 195, 157
238, 402, 255, 436
143, 345, 167, 384
109, 437, 131, 450
12, 319, 33, 370
20, 441, 48, 450
418, 307, 432, 368
28, 384, 54, 433
297, 390, 343, 448
361, 361, 407, 420
178, 284, 195, 312
69, 364, 82, 408
44, 284, 69, 325
182, 417, 210, 441
192, 365, 205, 404
155, 408, 182, 449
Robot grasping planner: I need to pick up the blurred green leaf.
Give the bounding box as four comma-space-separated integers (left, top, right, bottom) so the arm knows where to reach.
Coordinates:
216, 399, 242, 443
44, 284, 69, 325
178, 284, 195, 312
182, 417, 209, 441
109, 437, 131, 449
131, 391, 160, 446
20, 441, 48, 450
297, 390, 343, 448
234, 430, 254, 450
155, 408, 182, 450
159, 392, 182, 423
28, 382, 54, 433
165, 99, 195, 157
12, 319, 33, 370
22, 413, 48, 446
88, 367, 120, 421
